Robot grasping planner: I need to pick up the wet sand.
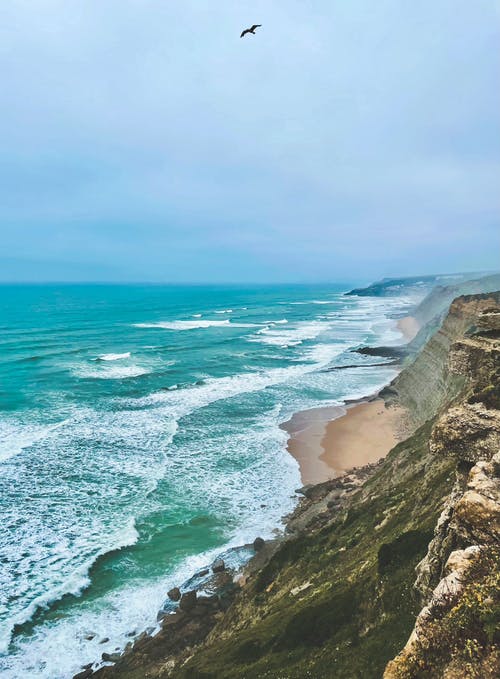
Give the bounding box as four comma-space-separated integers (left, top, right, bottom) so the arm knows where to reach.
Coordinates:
282, 399, 403, 485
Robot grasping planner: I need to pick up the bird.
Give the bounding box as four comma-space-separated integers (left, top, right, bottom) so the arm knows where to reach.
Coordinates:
240, 24, 261, 38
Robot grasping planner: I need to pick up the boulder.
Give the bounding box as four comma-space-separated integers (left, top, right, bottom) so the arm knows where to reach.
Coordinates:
74, 670, 93, 679
207, 570, 233, 593
167, 586, 181, 602
212, 559, 225, 573
296, 484, 315, 497
195, 568, 209, 578
101, 652, 121, 662
197, 594, 218, 607
253, 537, 265, 552
179, 590, 197, 611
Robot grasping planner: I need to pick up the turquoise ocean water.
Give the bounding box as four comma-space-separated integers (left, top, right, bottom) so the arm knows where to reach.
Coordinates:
0, 284, 416, 677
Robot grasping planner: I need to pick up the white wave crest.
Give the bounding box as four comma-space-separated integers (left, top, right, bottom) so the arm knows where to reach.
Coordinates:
97, 352, 131, 361
134, 320, 259, 331
287, 298, 339, 306
0, 518, 139, 655
133, 340, 347, 418
73, 365, 150, 379
0, 420, 66, 463
134, 320, 231, 330
248, 321, 326, 348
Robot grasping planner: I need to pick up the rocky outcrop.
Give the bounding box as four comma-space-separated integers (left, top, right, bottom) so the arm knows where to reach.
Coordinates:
385, 297, 500, 679
382, 292, 500, 430
411, 273, 500, 329
413, 452, 500, 606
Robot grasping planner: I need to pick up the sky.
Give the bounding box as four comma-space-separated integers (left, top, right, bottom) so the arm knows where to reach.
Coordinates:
0, 0, 499, 283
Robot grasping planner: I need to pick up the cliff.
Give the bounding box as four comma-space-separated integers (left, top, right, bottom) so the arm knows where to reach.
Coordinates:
381, 292, 500, 429
406, 273, 500, 355
85, 292, 500, 679
385, 298, 500, 678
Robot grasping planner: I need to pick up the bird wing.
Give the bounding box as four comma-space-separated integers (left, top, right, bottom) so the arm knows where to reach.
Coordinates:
240, 29, 249, 37
251, 24, 262, 30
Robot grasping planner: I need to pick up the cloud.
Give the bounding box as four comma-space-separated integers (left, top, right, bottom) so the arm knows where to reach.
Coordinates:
0, 0, 499, 281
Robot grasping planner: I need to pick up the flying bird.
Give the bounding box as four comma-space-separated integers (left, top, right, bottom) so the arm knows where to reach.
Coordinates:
240, 24, 262, 38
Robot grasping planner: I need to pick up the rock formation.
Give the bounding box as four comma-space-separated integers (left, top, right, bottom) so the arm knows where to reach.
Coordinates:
386, 298, 500, 678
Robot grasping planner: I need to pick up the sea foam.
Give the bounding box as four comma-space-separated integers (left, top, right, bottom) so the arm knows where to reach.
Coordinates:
97, 352, 131, 361
0, 420, 66, 463
134, 320, 231, 330
0, 518, 139, 656
72, 364, 150, 379
248, 320, 327, 348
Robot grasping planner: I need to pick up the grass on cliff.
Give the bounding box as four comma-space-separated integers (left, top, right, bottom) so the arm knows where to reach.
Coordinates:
388, 546, 500, 679
173, 420, 455, 679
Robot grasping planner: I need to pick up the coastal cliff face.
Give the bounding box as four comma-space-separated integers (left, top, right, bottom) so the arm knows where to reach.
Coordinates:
382, 292, 500, 430
86, 292, 499, 679
385, 297, 500, 678
405, 273, 500, 355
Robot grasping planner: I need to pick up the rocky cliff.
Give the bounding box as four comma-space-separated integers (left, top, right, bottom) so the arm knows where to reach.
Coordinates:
382, 292, 500, 430
84, 292, 500, 679
385, 298, 500, 679
406, 273, 500, 354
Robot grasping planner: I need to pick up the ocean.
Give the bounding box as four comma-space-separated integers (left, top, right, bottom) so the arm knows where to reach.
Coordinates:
0, 283, 416, 678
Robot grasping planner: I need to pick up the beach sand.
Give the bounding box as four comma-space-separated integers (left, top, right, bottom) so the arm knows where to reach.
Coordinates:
282, 399, 403, 485
397, 315, 420, 342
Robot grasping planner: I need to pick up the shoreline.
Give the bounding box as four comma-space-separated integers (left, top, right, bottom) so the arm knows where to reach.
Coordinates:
281, 314, 412, 485
87, 455, 383, 679
76, 314, 413, 678
281, 396, 404, 485
83, 393, 405, 677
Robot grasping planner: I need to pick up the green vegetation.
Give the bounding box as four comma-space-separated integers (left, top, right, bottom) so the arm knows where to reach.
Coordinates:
468, 369, 500, 409
174, 422, 455, 679
378, 530, 433, 576
388, 547, 500, 678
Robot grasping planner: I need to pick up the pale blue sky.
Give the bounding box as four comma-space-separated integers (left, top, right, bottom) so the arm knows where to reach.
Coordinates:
0, 1, 499, 282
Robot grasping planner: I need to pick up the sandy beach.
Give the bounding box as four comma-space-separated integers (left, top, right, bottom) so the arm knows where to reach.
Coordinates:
282, 399, 403, 485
